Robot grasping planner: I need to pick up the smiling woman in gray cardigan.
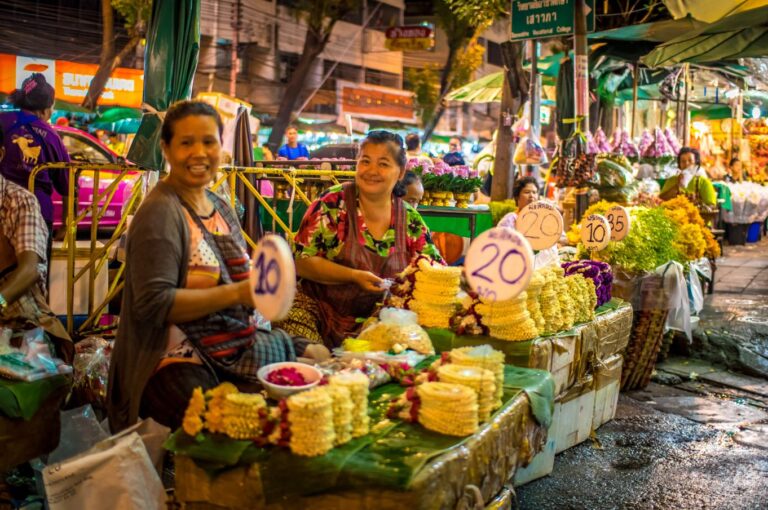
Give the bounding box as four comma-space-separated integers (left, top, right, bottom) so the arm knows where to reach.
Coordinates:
107, 102, 326, 432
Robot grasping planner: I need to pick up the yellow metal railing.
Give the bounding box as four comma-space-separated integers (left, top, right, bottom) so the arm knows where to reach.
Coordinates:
28, 162, 144, 336
211, 165, 356, 249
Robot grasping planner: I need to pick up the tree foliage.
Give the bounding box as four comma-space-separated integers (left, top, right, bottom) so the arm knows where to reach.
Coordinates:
406, 65, 441, 127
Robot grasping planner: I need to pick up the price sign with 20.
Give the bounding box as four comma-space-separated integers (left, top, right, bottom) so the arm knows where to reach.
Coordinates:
250, 234, 296, 321
606, 205, 631, 241
464, 227, 534, 302
516, 201, 563, 251
580, 214, 611, 252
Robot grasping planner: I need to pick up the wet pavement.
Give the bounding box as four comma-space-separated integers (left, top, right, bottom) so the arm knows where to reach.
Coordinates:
517, 239, 768, 510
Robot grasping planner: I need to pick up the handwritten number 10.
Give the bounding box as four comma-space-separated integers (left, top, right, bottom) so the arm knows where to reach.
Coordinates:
587, 222, 606, 243
254, 252, 280, 295
471, 243, 527, 285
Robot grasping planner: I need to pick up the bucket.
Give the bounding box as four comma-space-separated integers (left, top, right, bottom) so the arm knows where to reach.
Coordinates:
747, 222, 761, 243
727, 223, 748, 245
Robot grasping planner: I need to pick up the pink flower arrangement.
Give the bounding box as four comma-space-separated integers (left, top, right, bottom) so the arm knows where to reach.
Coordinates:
406, 157, 432, 172
594, 127, 612, 153
432, 160, 451, 175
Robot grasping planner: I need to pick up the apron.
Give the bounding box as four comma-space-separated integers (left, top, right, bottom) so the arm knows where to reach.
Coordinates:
176, 195, 294, 381
301, 182, 411, 347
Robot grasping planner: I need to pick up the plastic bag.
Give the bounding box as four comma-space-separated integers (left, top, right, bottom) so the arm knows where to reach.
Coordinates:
687, 263, 705, 315
72, 337, 112, 411
513, 136, 547, 165
357, 308, 434, 354
658, 262, 691, 341
0, 327, 72, 381
317, 358, 391, 388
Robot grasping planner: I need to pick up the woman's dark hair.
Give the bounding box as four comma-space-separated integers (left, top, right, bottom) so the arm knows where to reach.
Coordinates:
677, 146, 701, 168
405, 133, 421, 151
512, 176, 539, 200
160, 100, 224, 144
359, 130, 407, 170
729, 157, 740, 167
9, 73, 55, 112
393, 170, 421, 197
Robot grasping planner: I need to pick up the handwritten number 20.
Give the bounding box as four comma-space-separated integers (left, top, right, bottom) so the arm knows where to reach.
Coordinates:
254, 252, 280, 295
471, 243, 527, 285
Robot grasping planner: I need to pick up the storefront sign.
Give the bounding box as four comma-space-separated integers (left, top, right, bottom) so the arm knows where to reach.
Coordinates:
250, 235, 296, 321
511, 0, 595, 41
336, 80, 416, 124
516, 201, 564, 251
580, 214, 611, 251
0, 53, 144, 107
384, 25, 435, 51
465, 227, 534, 303
606, 206, 631, 241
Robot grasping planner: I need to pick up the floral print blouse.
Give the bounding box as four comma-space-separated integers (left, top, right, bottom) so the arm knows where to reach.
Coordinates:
293, 184, 444, 263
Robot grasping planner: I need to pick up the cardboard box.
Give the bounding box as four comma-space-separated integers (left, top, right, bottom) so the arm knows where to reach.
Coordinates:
50, 241, 108, 316
553, 375, 596, 454
513, 432, 555, 486
593, 354, 623, 430
593, 304, 633, 361
550, 332, 578, 395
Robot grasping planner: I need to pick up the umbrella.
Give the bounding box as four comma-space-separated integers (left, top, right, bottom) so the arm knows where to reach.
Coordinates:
233, 106, 264, 243
97, 107, 142, 124
90, 117, 142, 134
556, 56, 575, 140
642, 4, 768, 68
445, 72, 505, 103
127, 0, 201, 170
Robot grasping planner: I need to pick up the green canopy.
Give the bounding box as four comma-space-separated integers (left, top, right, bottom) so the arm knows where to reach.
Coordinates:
97, 106, 142, 124
127, 0, 201, 170
91, 117, 142, 134
444, 72, 505, 103
642, 4, 768, 67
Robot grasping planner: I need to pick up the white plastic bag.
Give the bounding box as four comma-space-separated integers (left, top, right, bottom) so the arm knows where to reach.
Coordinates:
357, 308, 434, 354
42, 431, 166, 510
657, 262, 691, 341
687, 263, 705, 316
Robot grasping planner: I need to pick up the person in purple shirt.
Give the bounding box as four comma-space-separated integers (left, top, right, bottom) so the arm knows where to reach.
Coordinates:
277, 125, 310, 160
0, 74, 70, 242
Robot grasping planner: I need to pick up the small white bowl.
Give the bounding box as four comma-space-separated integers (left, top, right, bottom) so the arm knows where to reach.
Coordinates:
257, 362, 322, 400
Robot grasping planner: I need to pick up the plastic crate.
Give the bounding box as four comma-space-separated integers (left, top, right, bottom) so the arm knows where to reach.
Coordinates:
726, 223, 749, 246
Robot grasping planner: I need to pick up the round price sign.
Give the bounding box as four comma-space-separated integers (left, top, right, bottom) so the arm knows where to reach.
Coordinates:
580, 214, 611, 252
250, 235, 296, 321
516, 201, 564, 251
606, 205, 631, 241
464, 227, 534, 303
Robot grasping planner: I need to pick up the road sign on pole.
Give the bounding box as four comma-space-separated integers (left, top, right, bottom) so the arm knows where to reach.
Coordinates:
511, 0, 595, 41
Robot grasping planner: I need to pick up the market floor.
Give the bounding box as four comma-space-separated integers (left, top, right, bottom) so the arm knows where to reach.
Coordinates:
517, 240, 768, 510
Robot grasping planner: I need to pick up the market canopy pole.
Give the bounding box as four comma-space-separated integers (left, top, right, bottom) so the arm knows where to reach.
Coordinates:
127, 0, 202, 171
631, 63, 639, 138
574, 0, 589, 130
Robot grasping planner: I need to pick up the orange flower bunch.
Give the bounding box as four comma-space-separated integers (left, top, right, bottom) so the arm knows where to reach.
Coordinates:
660, 196, 720, 259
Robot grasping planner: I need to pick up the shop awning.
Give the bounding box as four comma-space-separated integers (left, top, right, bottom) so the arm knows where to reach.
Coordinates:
642, 4, 768, 67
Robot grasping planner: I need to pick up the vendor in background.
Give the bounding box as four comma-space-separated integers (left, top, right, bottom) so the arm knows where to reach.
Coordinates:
659, 147, 717, 206
108, 101, 328, 432
0, 74, 69, 257
277, 125, 310, 160
498, 176, 561, 269
107, 132, 126, 157
405, 133, 433, 165
725, 157, 744, 183
443, 136, 466, 166
0, 125, 72, 362
395, 170, 423, 209
276, 130, 444, 348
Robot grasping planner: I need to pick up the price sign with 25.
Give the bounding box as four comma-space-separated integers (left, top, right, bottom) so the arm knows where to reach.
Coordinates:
606, 205, 631, 241
516, 201, 564, 250
250, 234, 296, 321
464, 227, 534, 302
580, 214, 611, 252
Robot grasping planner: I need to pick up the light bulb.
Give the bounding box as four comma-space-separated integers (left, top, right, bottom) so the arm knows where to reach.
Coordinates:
752, 106, 761, 119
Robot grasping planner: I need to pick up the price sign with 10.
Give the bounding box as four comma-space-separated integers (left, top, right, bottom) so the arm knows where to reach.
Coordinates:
516, 200, 564, 251
580, 214, 611, 252
464, 227, 534, 302
249, 234, 296, 321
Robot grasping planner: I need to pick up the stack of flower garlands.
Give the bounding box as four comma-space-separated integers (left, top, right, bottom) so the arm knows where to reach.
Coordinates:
451, 266, 599, 341
660, 196, 720, 260
387, 345, 505, 436
181, 375, 370, 457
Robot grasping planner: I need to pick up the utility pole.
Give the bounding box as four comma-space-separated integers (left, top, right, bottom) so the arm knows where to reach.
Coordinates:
230, 0, 242, 97
574, 0, 589, 130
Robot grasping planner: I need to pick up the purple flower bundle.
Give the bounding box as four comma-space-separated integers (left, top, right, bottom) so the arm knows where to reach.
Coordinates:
594, 127, 612, 153
561, 260, 613, 307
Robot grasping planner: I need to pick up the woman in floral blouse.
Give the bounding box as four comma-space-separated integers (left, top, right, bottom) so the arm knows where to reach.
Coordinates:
277, 130, 443, 347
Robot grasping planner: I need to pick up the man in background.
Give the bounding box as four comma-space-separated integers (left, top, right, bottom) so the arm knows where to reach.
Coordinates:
277, 126, 310, 160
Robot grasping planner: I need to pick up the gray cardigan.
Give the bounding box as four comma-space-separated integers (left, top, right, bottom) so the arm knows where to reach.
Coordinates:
108, 181, 191, 432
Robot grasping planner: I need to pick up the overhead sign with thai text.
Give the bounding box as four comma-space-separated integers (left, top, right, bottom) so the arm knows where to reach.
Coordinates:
384, 25, 435, 51
511, 0, 595, 41
336, 80, 416, 124
0, 53, 144, 108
